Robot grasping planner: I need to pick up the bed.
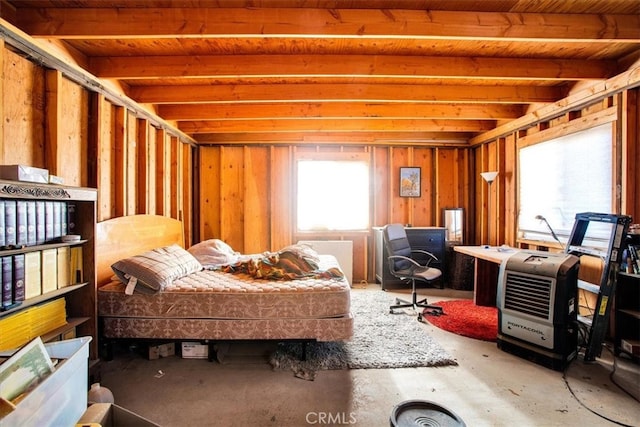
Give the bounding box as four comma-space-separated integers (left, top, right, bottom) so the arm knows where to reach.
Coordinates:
96, 215, 353, 345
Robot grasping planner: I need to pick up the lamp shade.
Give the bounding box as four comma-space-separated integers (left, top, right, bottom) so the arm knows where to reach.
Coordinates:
480, 171, 499, 183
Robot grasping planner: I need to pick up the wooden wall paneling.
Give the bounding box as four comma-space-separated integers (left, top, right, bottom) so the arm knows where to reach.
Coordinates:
136, 118, 149, 214
389, 146, 410, 224
461, 148, 474, 244
613, 95, 623, 215
3, 48, 45, 166
147, 127, 158, 215
175, 137, 183, 221
434, 147, 456, 226
181, 142, 193, 247
243, 146, 270, 253
59, 74, 88, 186
478, 140, 501, 245
370, 147, 388, 281
45, 70, 89, 186
621, 89, 639, 220
220, 146, 244, 251
412, 147, 434, 226
154, 128, 167, 216
269, 145, 293, 251
113, 105, 127, 217
126, 111, 137, 215
371, 146, 389, 227
503, 133, 518, 246
475, 143, 489, 245
44, 70, 61, 177
478, 141, 502, 245
162, 133, 172, 216
495, 137, 507, 246
351, 234, 367, 285
170, 135, 179, 219
93, 94, 115, 222
198, 146, 221, 241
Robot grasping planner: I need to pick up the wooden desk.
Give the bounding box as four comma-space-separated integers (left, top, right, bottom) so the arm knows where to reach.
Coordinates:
453, 246, 519, 307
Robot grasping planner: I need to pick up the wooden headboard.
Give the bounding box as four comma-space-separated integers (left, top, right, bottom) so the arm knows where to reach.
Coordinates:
95, 214, 184, 286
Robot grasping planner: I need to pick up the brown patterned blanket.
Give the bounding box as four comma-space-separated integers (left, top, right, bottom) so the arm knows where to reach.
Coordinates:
220, 246, 344, 281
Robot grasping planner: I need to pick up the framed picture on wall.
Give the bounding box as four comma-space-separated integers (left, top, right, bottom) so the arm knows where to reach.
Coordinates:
399, 167, 421, 197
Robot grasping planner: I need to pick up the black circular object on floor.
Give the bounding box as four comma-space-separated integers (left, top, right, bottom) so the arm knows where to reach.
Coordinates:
390, 400, 466, 427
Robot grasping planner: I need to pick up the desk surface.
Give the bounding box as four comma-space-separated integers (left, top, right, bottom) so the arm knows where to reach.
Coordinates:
454, 245, 518, 264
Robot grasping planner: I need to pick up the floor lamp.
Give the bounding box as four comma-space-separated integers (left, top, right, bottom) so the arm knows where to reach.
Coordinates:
480, 171, 498, 245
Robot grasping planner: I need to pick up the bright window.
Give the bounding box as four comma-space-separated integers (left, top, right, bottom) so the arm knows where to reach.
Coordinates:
518, 124, 613, 246
297, 159, 369, 231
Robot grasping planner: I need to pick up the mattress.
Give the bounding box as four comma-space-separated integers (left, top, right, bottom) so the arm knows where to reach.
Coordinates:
98, 255, 351, 321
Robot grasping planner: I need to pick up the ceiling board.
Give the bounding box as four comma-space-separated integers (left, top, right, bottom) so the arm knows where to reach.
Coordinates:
3, 0, 639, 145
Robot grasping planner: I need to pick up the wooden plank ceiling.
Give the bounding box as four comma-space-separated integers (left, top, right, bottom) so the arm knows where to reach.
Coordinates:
3, 0, 640, 145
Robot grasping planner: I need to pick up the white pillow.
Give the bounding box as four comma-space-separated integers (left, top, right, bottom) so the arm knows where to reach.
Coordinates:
188, 239, 241, 268
112, 244, 202, 294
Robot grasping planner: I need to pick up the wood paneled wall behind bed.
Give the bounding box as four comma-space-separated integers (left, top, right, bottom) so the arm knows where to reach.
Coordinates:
96, 214, 183, 286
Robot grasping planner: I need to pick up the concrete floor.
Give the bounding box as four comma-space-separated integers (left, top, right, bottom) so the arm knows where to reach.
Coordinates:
97, 287, 640, 427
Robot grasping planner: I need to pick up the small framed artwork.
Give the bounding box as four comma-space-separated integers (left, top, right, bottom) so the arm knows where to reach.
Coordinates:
399, 167, 421, 197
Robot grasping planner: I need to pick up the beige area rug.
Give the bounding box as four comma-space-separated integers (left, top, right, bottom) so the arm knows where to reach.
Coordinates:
269, 289, 458, 377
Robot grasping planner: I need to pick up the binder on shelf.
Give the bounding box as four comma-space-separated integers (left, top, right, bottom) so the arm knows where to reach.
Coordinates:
67, 203, 76, 234
0, 201, 5, 247
13, 254, 25, 303
69, 247, 83, 284
16, 201, 27, 247
5, 200, 16, 247
41, 249, 57, 294
35, 201, 45, 245
26, 201, 36, 247
2, 256, 12, 308
44, 201, 54, 242
61, 203, 68, 236
24, 251, 41, 300
52, 202, 61, 238
56, 247, 70, 289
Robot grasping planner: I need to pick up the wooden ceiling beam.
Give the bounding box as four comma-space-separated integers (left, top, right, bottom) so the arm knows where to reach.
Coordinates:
129, 83, 562, 104
193, 131, 473, 145
158, 102, 523, 121
91, 54, 616, 80
178, 118, 495, 133
18, 8, 640, 42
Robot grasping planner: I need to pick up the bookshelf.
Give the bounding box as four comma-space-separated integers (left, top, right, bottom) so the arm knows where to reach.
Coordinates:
615, 272, 640, 363
0, 179, 97, 360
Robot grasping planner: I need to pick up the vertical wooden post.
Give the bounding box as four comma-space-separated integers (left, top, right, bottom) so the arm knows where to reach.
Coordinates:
113, 106, 127, 217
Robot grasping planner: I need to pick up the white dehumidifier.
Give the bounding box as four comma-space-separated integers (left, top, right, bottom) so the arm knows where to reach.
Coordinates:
497, 250, 580, 371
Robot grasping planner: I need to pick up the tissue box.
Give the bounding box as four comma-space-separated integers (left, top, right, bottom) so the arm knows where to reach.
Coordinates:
181, 342, 209, 359
0, 165, 49, 184
48, 175, 64, 185
148, 342, 175, 360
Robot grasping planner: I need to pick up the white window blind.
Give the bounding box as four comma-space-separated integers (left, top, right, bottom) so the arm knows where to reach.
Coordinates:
518, 124, 613, 246
297, 160, 370, 231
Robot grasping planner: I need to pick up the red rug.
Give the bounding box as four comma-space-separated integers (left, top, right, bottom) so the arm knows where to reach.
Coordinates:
424, 300, 498, 342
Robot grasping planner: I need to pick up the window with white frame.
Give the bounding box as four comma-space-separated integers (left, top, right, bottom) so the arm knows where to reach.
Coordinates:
518, 124, 613, 247
296, 158, 370, 231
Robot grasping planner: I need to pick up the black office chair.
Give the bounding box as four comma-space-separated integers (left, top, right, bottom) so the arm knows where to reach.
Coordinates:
383, 224, 444, 321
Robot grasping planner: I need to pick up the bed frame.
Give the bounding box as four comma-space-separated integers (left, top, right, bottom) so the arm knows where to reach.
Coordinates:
95, 215, 353, 348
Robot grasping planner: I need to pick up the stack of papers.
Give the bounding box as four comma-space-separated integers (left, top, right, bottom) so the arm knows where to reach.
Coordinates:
0, 299, 67, 351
